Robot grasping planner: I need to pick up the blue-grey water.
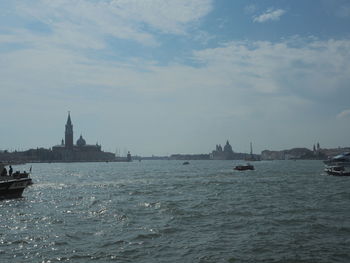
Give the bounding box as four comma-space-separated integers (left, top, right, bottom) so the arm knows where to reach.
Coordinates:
1, 160, 349, 262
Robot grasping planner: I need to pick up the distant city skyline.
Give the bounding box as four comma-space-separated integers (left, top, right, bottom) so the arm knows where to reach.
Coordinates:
1, 0, 350, 156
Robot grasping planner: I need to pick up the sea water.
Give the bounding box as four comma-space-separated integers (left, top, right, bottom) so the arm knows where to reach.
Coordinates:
0, 160, 349, 262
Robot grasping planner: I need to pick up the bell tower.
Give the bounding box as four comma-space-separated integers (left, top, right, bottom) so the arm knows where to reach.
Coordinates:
65, 111, 73, 150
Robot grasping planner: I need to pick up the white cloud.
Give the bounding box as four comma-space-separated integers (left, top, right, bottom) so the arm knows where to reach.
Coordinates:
193, 39, 350, 96
244, 4, 257, 15
1, 0, 350, 153
253, 8, 286, 23
337, 4, 350, 18
12, 0, 213, 48
337, 109, 350, 119
193, 30, 215, 44
3, 37, 350, 122
322, 0, 350, 18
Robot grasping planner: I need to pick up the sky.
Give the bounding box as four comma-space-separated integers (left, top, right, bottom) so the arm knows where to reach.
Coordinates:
1, 0, 350, 156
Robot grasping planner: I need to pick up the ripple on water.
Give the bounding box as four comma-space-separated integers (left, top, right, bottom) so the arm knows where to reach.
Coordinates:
1, 160, 349, 263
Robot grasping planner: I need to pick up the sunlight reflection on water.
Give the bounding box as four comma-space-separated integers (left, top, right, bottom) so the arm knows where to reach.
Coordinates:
0, 160, 349, 262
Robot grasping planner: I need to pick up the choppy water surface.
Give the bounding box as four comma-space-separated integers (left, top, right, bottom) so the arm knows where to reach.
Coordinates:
1, 160, 350, 262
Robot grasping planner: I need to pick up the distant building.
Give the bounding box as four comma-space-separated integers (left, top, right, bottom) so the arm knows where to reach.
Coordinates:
210, 140, 248, 160
261, 150, 285, 160
52, 112, 115, 161
126, 151, 132, 162
211, 141, 229, 160
65, 113, 73, 150
261, 147, 325, 160
245, 142, 261, 161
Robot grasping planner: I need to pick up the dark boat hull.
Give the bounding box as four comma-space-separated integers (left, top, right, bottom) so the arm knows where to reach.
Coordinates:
325, 170, 350, 176
0, 178, 32, 199
234, 165, 254, 171
324, 166, 350, 176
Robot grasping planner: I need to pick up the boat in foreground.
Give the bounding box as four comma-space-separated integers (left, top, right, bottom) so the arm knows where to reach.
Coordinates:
0, 177, 32, 199
324, 165, 350, 176
323, 152, 350, 166
0, 164, 32, 199
234, 163, 255, 171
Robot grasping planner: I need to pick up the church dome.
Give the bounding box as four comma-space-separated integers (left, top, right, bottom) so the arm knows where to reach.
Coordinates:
77, 135, 86, 147
224, 140, 233, 153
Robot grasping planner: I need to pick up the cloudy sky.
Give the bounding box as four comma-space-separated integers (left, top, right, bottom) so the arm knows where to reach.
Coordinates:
1, 0, 350, 156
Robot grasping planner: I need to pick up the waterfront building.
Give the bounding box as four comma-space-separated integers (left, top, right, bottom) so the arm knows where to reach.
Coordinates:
210, 140, 258, 160
52, 113, 115, 161
65, 112, 73, 150
211, 141, 234, 160
126, 151, 132, 162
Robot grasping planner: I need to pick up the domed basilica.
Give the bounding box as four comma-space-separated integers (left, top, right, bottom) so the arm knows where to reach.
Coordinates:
52, 113, 115, 161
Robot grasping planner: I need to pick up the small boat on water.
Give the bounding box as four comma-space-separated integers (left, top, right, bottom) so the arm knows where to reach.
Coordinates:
183, 161, 190, 165
324, 165, 350, 176
0, 164, 32, 199
234, 163, 254, 171
323, 152, 350, 166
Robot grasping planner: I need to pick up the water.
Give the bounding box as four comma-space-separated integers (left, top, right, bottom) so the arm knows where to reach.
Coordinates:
1, 160, 349, 262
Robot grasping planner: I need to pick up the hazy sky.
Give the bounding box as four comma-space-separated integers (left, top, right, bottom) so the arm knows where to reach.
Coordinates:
1, 0, 350, 156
